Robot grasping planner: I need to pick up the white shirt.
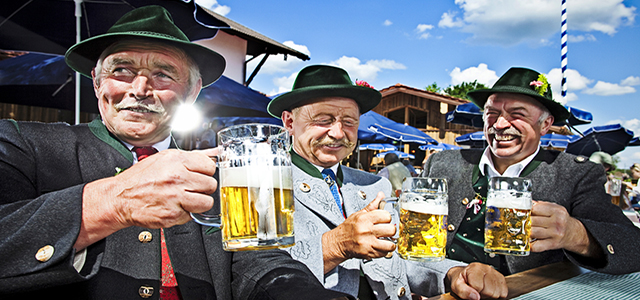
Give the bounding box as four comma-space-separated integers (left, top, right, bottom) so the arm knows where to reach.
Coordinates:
478, 147, 540, 179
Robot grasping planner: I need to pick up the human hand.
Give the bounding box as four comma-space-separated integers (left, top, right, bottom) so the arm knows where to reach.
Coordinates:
76, 148, 218, 250
321, 192, 396, 272
446, 263, 508, 300
530, 200, 596, 257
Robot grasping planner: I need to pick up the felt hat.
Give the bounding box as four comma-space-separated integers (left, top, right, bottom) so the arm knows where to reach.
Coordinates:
467, 67, 570, 122
65, 5, 225, 87
267, 65, 381, 118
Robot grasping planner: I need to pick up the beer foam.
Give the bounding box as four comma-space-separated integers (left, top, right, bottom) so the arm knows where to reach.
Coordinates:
486, 191, 532, 209
221, 166, 293, 189
400, 201, 448, 215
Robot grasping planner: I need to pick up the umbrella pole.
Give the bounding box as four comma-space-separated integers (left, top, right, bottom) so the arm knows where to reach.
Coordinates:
74, 0, 83, 124
356, 140, 361, 170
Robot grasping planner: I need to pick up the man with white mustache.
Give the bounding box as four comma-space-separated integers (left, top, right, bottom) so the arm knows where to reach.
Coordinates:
268, 65, 509, 300
423, 67, 640, 277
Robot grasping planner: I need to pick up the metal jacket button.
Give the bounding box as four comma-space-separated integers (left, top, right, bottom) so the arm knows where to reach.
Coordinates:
36, 245, 54, 262
138, 231, 153, 243
139, 286, 154, 298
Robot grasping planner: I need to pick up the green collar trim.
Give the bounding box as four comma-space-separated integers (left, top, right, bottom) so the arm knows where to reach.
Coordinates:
290, 150, 343, 186
88, 118, 133, 163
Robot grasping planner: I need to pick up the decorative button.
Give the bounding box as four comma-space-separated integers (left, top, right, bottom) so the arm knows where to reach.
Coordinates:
462, 233, 467, 237
139, 286, 154, 298
489, 253, 496, 258
447, 224, 456, 232
138, 231, 153, 243
299, 183, 311, 193
35, 245, 54, 262
607, 244, 615, 254
575, 156, 586, 163
461, 198, 469, 205
358, 190, 367, 200
397, 286, 406, 297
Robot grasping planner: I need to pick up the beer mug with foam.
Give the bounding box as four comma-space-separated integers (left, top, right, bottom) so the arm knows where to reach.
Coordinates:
191, 123, 295, 251
484, 176, 532, 256
397, 177, 448, 262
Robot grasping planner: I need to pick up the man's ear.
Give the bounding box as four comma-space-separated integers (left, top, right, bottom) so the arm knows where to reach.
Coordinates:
281, 110, 294, 133
186, 78, 203, 104
539, 114, 554, 135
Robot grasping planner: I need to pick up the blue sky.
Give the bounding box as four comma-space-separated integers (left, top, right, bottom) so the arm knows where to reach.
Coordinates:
197, 0, 640, 168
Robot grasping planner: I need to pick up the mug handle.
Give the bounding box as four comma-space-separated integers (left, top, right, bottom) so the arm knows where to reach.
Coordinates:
191, 212, 222, 227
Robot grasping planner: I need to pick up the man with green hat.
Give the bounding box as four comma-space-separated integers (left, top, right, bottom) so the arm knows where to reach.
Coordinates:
269, 65, 508, 300
423, 67, 640, 276
0, 6, 350, 299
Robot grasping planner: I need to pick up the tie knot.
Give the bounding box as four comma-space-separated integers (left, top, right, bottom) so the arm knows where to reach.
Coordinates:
132, 146, 158, 161
322, 168, 336, 185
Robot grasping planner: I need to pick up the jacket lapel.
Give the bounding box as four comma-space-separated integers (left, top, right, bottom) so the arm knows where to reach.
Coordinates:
292, 165, 345, 226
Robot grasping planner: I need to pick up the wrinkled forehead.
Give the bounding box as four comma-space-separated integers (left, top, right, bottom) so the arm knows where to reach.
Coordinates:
293, 97, 361, 117
485, 92, 546, 113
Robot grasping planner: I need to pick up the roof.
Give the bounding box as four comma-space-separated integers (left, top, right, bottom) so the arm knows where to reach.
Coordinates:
379, 83, 469, 106
200, 7, 310, 61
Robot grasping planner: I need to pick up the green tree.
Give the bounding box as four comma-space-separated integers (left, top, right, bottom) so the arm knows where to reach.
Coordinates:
425, 82, 442, 93
443, 80, 488, 100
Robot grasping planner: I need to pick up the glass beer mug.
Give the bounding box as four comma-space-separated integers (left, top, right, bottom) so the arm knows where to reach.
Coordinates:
191, 123, 295, 251
484, 176, 532, 256
396, 177, 448, 262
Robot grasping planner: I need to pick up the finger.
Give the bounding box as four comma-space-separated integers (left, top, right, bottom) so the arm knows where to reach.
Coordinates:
364, 197, 382, 212
180, 150, 218, 176
183, 171, 219, 195
181, 193, 215, 214
372, 223, 396, 238
451, 273, 481, 300
193, 147, 219, 158
370, 238, 396, 254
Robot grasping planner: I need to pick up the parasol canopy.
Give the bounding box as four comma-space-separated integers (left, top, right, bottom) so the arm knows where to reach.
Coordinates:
565, 124, 634, 157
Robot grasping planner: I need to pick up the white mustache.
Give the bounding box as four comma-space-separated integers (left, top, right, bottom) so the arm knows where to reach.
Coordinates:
114, 100, 165, 114
487, 126, 521, 137
313, 137, 356, 149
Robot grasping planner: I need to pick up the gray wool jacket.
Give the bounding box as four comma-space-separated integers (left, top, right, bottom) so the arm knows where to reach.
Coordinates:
422, 148, 640, 275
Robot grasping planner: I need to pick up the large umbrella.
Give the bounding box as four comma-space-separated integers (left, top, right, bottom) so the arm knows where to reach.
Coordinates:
359, 143, 397, 151
455, 131, 487, 148
419, 143, 462, 151
565, 124, 635, 157
360, 111, 438, 145
629, 137, 640, 147
540, 133, 576, 149
375, 150, 415, 160
0, 0, 227, 123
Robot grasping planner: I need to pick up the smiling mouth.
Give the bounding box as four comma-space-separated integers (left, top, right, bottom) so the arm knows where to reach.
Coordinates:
119, 106, 159, 114
494, 134, 518, 142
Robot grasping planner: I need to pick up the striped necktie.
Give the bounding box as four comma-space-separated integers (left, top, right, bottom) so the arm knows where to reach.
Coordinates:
321, 168, 344, 217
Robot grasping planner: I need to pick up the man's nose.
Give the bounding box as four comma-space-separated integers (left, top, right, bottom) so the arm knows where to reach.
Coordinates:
327, 121, 345, 139
131, 75, 153, 99
493, 115, 511, 129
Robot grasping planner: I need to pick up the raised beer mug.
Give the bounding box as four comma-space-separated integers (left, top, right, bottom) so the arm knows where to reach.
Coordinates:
191, 123, 295, 251
396, 177, 448, 262
484, 176, 532, 256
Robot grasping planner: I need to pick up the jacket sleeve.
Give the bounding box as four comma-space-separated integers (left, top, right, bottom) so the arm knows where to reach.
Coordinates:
562, 161, 640, 274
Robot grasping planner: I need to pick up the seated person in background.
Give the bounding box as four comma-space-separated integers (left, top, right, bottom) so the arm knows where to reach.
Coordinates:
0, 6, 349, 299
423, 67, 640, 276
268, 65, 508, 300
402, 158, 419, 177
378, 152, 412, 193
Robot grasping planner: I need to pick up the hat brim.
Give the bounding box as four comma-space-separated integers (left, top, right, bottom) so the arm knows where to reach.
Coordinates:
268, 84, 381, 118
65, 32, 225, 88
467, 86, 571, 121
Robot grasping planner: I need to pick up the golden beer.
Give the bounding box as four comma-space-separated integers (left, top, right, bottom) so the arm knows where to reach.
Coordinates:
484, 192, 532, 256
397, 201, 448, 262
220, 166, 294, 251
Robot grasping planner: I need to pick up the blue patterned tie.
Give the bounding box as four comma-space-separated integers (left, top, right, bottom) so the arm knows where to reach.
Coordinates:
321, 169, 344, 217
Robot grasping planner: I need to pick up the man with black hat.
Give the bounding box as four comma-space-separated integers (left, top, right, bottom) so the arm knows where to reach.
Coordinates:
423, 67, 640, 276
268, 65, 508, 300
0, 6, 350, 299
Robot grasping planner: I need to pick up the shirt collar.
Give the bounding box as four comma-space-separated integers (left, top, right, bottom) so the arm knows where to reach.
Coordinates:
123, 136, 172, 162
479, 146, 540, 178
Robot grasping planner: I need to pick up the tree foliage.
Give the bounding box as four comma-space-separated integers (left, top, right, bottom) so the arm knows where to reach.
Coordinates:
443, 80, 488, 100
425, 82, 442, 93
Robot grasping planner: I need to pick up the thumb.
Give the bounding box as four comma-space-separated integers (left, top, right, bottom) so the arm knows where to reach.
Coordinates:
364, 195, 383, 212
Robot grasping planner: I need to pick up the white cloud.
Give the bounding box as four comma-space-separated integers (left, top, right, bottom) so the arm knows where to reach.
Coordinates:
449, 63, 499, 86
329, 56, 406, 82
271, 72, 298, 96
247, 41, 310, 75
383, 20, 393, 26
195, 0, 231, 16
567, 34, 597, 42
441, 0, 636, 46
606, 118, 640, 135
546, 68, 593, 102
438, 11, 464, 28
416, 24, 434, 39
583, 81, 636, 96
621, 76, 640, 86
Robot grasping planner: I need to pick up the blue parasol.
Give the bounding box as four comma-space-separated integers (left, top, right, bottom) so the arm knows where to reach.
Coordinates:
455, 131, 487, 148
419, 143, 462, 151
375, 150, 415, 159
360, 111, 438, 144
359, 143, 397, 151
540, 133, 576, 149
565, 124, 634, 157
